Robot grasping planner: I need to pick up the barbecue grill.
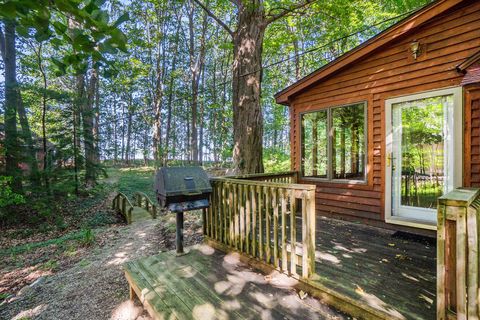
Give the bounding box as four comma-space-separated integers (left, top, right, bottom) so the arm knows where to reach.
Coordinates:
155, 166, 212, 254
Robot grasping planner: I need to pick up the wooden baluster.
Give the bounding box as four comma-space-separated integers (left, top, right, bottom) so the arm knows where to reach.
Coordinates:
456, 208, 467, 318
212, 183, 217, 240
222, 181, 227, 244
205, 192, 211, 237
209, 185, 214, 238
228, 183, 235, 247
258, 185, 264, 260
272, 187, 279, 268
234, 183, 239, 250
301, 192, 308, 278
215, 183, 220, 241
251, 184, 257, 258
239, 184, 245, 252
202, 206, 207, 235
307, 189, 316, 277
290, 190, 297, 276
281, 189, 288, 272
245, 184, 251, 255
265, 186, 271, 264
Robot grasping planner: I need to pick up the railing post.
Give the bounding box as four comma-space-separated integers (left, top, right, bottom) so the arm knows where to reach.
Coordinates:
437, 188, 480, 320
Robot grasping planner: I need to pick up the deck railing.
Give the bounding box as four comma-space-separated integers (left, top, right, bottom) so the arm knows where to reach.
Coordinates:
205, 172, 316, 279
437, 188, 480, 319
134, 191, 158, 218
112, 192, 134, 224
228, 171, 298, 184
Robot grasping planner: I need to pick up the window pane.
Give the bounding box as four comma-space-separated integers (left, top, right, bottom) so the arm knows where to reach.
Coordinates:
302, 110, 328, 177
332, 104, 366, 180
394, 96, 448, 209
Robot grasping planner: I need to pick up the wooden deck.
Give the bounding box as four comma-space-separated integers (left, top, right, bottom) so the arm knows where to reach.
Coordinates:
124, 244, 347, 320
312, 216, 436, 320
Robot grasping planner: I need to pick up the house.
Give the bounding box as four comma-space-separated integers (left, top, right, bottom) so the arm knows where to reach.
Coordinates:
275, 0, 480, 233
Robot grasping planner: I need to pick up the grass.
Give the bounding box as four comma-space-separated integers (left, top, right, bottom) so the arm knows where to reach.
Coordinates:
0, 229, 94, 256
116, 167, 156, 200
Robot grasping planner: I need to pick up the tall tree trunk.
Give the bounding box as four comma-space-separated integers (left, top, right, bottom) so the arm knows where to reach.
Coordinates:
2, 21, 22, 192
93, 72, 100, 163
125, 99, 133, 165
72, 105, 79, 195
82, 68, 97, 186
164, 18, 181, 166
17, 93, 39, 185
35, 43, 50, 191
3, 29, 39, 185
232, 5, 266, 174
113, 98, 118, 165
187, 0, 207, 165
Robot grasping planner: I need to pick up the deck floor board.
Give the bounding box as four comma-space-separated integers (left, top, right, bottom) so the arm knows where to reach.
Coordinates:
125, 245, 347, 320
312, 217, 436, 320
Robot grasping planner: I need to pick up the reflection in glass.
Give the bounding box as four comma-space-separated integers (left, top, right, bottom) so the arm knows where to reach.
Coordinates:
394, 96, 450, 209
302, 110, 328, 177
332, 104, 365, 180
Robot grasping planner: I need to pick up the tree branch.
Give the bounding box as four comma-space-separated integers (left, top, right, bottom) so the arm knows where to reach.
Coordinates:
266, 0, 315, 25
0, 25, 6, 62
192, 0, 234, 37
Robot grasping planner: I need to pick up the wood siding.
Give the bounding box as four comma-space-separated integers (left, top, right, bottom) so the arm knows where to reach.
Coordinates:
290, 0, 480, 228
465, 85, 480, 187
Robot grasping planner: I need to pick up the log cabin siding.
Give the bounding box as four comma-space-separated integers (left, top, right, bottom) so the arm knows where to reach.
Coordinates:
465, 85, 480, 187
289, 0, 480, 229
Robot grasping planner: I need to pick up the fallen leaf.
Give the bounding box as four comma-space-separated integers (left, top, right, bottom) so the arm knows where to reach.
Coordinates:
298, 290, 308, 299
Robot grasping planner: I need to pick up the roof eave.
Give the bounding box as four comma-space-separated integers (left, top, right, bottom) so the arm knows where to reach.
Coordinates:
274, 0, 465, 106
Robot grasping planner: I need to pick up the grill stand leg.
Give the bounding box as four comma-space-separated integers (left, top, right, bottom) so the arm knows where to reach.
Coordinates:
176, 211, 185, 255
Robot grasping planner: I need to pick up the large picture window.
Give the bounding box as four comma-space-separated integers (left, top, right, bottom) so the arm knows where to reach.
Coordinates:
301, 102, 367, 182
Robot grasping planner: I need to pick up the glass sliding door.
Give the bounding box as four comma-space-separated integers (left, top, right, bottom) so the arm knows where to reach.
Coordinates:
386, 88, 462, 227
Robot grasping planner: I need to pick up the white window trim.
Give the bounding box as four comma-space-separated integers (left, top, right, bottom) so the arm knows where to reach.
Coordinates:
384, 86, 463, 230
299, 101, 368, 184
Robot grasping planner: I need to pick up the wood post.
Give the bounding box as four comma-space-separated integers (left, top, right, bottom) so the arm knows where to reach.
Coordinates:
438, 188, 480, 320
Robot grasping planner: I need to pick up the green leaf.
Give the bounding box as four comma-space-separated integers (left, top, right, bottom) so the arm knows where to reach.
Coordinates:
52, 21, 67, 34
113, 12, 129, 28
34, 28, 53, 42
0, 2, 17, 19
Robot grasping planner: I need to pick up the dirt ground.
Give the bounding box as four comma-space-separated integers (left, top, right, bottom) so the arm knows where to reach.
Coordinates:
0, 210, 204, 320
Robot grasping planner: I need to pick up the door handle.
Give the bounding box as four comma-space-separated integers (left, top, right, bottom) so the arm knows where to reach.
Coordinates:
387, 153, 396, 170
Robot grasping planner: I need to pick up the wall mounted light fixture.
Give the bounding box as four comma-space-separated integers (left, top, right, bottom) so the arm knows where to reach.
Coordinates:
410, 40, 421, 60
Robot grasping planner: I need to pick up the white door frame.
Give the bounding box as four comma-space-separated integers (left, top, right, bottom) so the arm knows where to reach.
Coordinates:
385, 87, 463, 230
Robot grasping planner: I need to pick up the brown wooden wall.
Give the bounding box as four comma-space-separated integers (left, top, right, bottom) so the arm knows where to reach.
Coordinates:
289, 0, 480, 229
465, 85, 480, 187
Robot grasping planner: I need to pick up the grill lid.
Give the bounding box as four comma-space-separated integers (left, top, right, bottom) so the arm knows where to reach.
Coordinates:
155, 166, 212, 197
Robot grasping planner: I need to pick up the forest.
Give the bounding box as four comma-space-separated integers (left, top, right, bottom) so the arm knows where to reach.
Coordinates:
0, 0, 444, 318
0, 0, 430, 202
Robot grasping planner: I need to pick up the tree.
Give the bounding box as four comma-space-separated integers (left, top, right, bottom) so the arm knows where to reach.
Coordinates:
1, 20, 22, 192
193, 0, 315, 174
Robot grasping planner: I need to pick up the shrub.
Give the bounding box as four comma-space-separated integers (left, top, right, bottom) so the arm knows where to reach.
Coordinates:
0, 176, 25, 208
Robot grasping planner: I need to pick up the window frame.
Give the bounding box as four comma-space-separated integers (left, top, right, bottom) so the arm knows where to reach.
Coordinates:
299, 101, 368, 184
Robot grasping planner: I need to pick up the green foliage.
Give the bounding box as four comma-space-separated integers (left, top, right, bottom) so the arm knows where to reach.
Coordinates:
117, 167, 156, 200
0, 176, 25, 208
0, 0, 129, 75
40, 259, 59, 271
86, 211, 117, 227
263, 149, 290, 173
0, 230, 88, 256
79, 227, 95, 246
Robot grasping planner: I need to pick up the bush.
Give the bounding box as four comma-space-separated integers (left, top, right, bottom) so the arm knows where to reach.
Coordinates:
0, 176, 25, 209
